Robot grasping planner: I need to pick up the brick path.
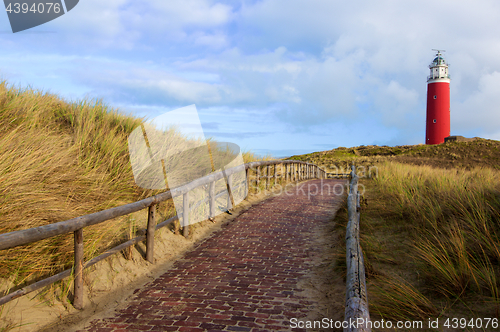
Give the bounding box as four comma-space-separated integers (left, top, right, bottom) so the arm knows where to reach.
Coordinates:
80, 179, 346, 332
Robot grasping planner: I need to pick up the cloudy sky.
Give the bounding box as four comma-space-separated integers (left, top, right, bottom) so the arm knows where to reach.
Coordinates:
1, 0, 500, 157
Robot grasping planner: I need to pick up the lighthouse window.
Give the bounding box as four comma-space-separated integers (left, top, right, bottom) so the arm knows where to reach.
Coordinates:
433, 95, 437, 99
433, 119, 437, 123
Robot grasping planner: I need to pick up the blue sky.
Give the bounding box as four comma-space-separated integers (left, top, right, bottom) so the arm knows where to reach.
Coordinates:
1, 0, 500, 157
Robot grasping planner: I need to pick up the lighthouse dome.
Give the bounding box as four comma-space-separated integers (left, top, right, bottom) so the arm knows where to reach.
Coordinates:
432, 56, 446, 66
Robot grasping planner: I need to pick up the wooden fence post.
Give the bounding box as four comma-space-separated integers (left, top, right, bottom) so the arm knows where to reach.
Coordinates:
183, 192, 189, 237
266, 165, 270, 190
273, 164, 277, 186
73, 228, 83, 310
227, 173, 233, 209
256, 166, 260, 187
344, 165, 371, 331
146, 204, 155, 263
209, 180, 216, 218
285, 163, 289, 182
245, 168, 249, 196
280, 163, 283, 183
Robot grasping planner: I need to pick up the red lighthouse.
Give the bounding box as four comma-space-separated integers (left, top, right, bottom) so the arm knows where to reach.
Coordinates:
426, 50, 450, 145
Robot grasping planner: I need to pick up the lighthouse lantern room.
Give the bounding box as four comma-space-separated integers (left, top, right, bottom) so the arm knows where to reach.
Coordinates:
425, 50, 450, 145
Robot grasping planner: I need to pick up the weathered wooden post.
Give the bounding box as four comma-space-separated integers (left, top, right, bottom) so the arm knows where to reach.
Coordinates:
266, 165, 270, 190
344, 165, 371, 332
209, 180, 216, 218
146, 204, 156, 263
245, 168, 249, 196
227, 173, 233, 209
73, 228, 84, 310
256, 166, 261, 187
280, 163, 283, 183
183, 192, 189, 237
274, 164, 277, 185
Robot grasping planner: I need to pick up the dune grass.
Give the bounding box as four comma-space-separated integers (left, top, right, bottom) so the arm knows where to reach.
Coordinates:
0, 80, 269, 294
336, 161, 500, 323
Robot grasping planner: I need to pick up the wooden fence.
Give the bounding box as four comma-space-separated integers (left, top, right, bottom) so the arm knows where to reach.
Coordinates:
344, 165, 371, 331
0, 159, 328, 309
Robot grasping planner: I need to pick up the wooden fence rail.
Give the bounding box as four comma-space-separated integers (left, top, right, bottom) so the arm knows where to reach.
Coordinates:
0, 159, 327, 309
344, 165, 371, 332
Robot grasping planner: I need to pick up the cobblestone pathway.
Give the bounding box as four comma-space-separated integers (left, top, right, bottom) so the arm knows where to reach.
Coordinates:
80, 179, 346, 332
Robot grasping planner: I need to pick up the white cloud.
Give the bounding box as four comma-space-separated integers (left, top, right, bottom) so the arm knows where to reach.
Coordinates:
193, 32, 228, 49
372, 80, 420, 127
77, 66, 223, 105
148, 0, 232, 28
453, 71, 500, 137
